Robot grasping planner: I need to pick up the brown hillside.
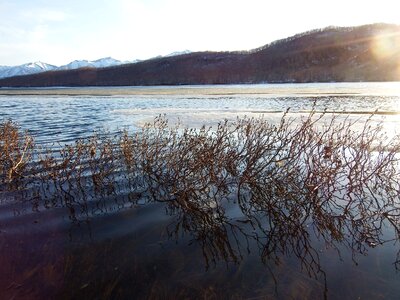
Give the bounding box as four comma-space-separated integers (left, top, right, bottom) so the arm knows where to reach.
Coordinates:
0, 23, 399, 87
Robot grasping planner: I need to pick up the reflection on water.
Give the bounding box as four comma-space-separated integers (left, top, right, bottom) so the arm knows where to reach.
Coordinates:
1, 106, 400, 299
1, 83, 400, 145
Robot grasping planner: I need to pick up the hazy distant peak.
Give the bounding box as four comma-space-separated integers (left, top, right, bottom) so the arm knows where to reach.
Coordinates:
57, 57, 126, 70
165, 50, 192, 57
93, 57, 120, 63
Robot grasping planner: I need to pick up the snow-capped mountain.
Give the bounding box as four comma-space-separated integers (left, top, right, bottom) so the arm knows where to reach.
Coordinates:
0, 54, 187, 79
0, 57, 127, 79
57, 60, 93, 70
165, 50, 192, 57
58, 57, 125, 70
0, 62, 57, 79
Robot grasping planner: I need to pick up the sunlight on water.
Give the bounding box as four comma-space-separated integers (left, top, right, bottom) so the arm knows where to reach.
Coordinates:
2, 83, 400, 144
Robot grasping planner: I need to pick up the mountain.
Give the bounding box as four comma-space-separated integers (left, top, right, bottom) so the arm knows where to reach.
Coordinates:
1, 23, 399, 87
164, 50, 192, 57
0, 62, 57, 79
57, 57, 125, 70
0, 58, 125, 79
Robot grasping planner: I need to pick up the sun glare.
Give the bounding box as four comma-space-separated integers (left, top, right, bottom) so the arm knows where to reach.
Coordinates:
371, 30, 400, 60
370, 28, 400, 81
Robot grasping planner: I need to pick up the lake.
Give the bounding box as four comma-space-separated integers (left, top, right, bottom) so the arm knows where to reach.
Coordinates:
2, 82, 400, 144
1, 82, 400, 299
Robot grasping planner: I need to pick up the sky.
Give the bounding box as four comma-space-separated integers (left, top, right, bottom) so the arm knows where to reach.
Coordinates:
0, 0, 399, 66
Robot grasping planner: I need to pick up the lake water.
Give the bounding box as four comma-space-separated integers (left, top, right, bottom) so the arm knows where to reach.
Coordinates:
1, 82, 400, 144
1, 83, 400, 299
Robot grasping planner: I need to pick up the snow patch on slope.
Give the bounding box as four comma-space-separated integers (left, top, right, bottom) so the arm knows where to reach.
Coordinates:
0, 57, 129, 79
0, 62, 57, 79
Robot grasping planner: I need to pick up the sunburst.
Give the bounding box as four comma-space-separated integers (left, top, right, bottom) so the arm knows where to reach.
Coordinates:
371, 30, 400, 60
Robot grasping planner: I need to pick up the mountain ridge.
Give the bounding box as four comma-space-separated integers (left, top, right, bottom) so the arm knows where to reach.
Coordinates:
0, 57, 129, 79
0, 62, 57, 79
0, 23, 399, 86
0, 50, 194, 79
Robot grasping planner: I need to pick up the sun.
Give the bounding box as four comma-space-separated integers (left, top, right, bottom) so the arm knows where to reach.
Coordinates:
370, 27, 400, 80
372, 30, 400, 60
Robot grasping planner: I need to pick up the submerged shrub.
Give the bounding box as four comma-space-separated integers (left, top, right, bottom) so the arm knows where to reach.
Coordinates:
1, 112, 400, 271
0, 120, 34, 184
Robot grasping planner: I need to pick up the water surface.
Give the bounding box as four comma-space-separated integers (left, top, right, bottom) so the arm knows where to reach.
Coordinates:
1, 83, 400, 299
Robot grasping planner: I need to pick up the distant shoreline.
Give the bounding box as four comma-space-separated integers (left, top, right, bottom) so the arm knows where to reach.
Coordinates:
1, 82, 400, 97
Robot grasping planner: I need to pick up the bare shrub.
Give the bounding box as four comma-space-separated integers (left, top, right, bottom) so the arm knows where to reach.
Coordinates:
0, 120, 34, 185
1, 112, 400, 272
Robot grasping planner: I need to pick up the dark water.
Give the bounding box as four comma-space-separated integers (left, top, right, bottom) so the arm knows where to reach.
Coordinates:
1, 84, 400, 299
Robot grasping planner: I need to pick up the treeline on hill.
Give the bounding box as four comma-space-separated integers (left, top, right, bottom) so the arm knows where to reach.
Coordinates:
0, 23, 399, 87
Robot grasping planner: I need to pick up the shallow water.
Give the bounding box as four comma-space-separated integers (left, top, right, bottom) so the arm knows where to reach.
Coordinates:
1, 83, 400, 299
2, 83, 400, 144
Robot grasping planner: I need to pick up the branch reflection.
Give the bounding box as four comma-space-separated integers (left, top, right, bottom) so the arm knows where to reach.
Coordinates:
1, 112, 400, 288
